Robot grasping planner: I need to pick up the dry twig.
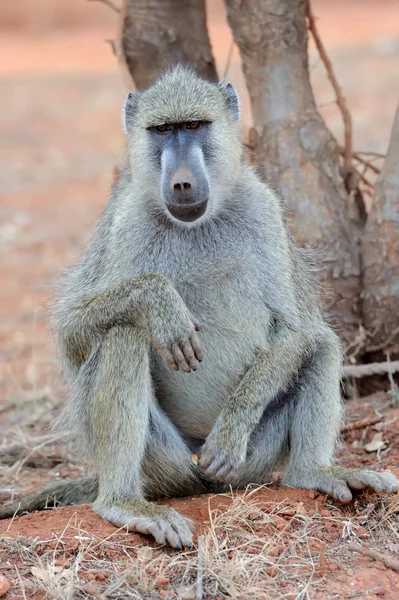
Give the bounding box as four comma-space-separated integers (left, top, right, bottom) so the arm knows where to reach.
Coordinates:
347, 543, 399, 571
367, 325, 399, 354
88, 0, 120, 13
341, 415, 383, 434
343, 361, 399, 379
318, 542, 327, 577
306, 1, 352, 168
196, 535, 204, 600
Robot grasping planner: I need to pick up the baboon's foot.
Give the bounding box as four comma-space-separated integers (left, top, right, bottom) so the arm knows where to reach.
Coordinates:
284, 467, 398, 504
94, 498, 194, 548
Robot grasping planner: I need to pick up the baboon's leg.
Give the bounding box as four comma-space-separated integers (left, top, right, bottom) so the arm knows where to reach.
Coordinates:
142, 402, 207, 500
231, 402, 291, 488
90, 325, 200, 547
282, 334, 399, 501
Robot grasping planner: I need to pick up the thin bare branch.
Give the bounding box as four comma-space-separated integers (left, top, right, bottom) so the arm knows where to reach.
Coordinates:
306, 1, 352, 168
88, 0, 120, 14
355, 150, 385, 159
351, 151, 381, 175
356, 169, 375, 189
223, 39, 235, 79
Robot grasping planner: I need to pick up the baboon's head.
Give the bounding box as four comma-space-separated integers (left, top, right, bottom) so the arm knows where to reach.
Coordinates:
123, 65, 242, 225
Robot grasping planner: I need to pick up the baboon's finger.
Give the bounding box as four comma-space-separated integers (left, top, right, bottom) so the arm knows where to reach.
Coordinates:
179, 339, 199, 371
189, 331, 204, 362
203, 456, 226, 478
153, 341, 179, 371
171, 343, 191, 373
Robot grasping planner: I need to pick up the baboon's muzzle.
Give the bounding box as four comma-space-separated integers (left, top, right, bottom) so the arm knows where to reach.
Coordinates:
165, 164, 209, 222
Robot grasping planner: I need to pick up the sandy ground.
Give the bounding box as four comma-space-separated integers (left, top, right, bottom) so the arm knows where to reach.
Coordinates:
1, 1, 399, 598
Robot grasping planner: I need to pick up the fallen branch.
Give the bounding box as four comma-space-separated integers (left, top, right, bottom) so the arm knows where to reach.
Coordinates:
88, 0, 120, 13
347, 543, 399, 571
306, 1, 352, 168
341, 415, 383, 434
343, 361, 399, 379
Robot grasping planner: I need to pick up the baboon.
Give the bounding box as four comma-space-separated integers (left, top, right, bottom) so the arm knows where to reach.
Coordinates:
1, 66, 397, 548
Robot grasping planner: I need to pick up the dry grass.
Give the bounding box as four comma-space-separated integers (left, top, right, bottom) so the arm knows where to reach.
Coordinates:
1, 488, 398, 600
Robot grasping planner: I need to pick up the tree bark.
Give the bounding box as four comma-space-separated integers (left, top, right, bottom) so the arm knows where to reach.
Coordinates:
223, 0, 364, 343
362, 104, 399, 354
119, 0, 218, 90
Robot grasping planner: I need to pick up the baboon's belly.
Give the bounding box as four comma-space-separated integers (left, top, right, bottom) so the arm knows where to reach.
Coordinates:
153, 319, 267, 439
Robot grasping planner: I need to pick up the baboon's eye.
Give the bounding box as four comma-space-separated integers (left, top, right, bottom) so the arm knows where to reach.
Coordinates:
156, 124, 171, 133
187, 121, 200, 130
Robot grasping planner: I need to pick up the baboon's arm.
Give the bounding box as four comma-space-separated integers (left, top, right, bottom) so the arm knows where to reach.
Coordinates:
199, 320, 311, 481
57, 273, 202, 372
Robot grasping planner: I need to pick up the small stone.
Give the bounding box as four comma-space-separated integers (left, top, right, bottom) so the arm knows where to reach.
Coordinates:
281, 507, 296, 516
357, 527, 370, 538
0, 576, 10, 597
280, 579, 287, 588
156, 577, 169, 588
176, 585, 196, 599
267, 565, 277, 577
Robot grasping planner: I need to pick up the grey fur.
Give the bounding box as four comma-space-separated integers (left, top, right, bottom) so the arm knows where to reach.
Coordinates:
1, 66, 397, 546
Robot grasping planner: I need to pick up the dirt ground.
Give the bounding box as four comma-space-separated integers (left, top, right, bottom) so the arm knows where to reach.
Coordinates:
1, 1, 399, 598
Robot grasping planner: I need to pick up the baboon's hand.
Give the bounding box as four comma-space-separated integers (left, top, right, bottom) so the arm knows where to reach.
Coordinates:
284, 466, 398, 504
199, 425, 248, 483
147, 278, 203, 372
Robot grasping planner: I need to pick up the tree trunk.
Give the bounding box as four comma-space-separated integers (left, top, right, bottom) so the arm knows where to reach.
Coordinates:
223, 0, 364, 343
119, 0, 218, 90
362, 104, 399, 355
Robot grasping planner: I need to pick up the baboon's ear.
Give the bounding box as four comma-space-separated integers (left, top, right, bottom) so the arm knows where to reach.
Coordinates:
122, 91, 139, 134
218, 82, 240, 122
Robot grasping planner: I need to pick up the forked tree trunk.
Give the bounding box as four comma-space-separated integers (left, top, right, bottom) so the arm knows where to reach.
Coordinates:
223, 0, 364, 343
119, 0, 218, 90
362, 104, 399, 355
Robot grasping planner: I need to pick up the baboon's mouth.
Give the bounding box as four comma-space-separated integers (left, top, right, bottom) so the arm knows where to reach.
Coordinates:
166, 199, 208, 222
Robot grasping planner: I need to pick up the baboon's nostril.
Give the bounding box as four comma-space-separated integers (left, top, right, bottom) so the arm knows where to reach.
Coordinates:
174, 181, 192, 191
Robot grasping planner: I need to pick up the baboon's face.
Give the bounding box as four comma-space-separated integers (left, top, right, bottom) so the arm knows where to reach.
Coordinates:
147, 121, 211, 223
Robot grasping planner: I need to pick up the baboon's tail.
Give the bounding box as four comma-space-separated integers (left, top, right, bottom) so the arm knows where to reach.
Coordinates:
0, 476, 99, 519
